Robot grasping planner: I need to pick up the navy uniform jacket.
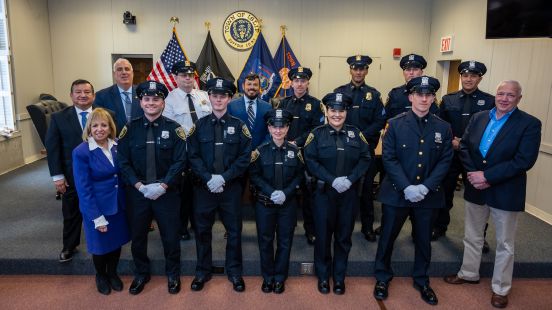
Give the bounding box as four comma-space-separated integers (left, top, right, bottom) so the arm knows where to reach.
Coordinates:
277, 94, 325, 147
303, 124, 371, 184
187, 112, 251, 184
249, 140, 305, 198
385, 84, 439, 120
117, 115, 187, 189
334, 82, 386, 148
94, 84, 143, 133
439, 89, 495, 138
460, 109, 541, 212
378, 111, 453, 208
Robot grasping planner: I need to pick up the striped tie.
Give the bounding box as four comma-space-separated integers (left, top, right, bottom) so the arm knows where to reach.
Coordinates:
247, 100, 255, 129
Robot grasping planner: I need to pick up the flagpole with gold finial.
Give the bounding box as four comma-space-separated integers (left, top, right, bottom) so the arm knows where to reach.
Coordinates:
169, 16, 179, 31
204, 21, 211, 32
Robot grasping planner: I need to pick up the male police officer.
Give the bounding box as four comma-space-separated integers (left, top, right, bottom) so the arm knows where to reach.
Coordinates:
187, 78, 251, 292
118, 81, 187, 295
277, 67, 325, 245
334, 55, 386, 242
435, 61, 495, 242
374, 76, 453, 305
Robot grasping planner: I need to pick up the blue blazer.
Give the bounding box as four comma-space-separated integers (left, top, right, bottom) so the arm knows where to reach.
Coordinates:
460, 109, 541, 212
72, 142, 125, 222
94, 84, 143, 132
228, 96, 271, 150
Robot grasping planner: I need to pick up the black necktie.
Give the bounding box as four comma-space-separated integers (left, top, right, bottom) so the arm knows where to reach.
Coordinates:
335, 131, 345, 176
461, 94, 472, 134
145, 123, 157, 183
274, 148, 284, 190
187, 94, 198, 124
213, 120, 224, 173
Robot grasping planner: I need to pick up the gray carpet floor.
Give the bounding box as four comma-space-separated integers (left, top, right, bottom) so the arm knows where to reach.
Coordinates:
1, 159, 551, 277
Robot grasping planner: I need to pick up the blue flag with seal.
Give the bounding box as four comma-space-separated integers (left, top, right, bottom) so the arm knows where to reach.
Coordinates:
237, 32, 281, 101
273, 34, 301, 97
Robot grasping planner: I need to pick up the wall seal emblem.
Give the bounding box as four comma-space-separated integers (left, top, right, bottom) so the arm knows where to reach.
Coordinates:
223, 11, 261, 50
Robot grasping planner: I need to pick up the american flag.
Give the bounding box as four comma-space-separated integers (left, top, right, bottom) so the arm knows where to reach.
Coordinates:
148, 28, 193, 91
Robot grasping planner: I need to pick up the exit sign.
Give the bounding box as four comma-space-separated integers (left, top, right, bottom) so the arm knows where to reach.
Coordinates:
440, 35, 453, 53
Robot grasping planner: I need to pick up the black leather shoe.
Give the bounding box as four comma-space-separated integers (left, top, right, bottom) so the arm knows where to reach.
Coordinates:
181, 230, 191, 241
190, 275, 211, 291
168, 277, 181, 294
306, 234, 316, 245
261, 280, 274, 293
483, 240, 490, 254
431, 229, 446, 241
273, 281, 285, 294
129, 275, 150, 295
317, 280, 330, 294
333, 281, 345, 295
374, 226, 382, 235
108, 274, 123, 291
413, 283, 438, 305
59, 249, 74, 263
362, 230, 377, 242
373, 281, 388, 300
230, 276, 245, 292
96, 274, 111, 295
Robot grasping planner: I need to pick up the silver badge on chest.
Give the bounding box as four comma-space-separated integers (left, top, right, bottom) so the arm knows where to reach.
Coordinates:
161, 131, 169, 139
434, 132, 442, 144
227, 126, 235, 134
477, 99, 485, 106
348, 130, 355, 138
287, 150, 295, 159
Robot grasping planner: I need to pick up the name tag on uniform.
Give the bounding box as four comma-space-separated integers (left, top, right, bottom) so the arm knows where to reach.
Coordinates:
435, 132, 442, 144
227, 126, 235, 134
287, 150, 295, 158
348, 130, 355, 138
161, 131, 169, 139
477, 99, 485, 106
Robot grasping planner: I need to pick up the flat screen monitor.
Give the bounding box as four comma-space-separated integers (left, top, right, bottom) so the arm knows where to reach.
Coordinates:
486, 0, 552, 39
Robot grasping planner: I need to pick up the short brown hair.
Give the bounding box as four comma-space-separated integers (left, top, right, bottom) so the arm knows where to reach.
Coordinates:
82, 108, 117, 141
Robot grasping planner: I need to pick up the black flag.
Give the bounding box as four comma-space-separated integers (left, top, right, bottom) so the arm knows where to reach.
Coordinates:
196, 31, 235, 90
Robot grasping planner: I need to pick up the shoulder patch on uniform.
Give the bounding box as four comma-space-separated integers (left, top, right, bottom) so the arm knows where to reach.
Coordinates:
250, 149, 260, 163
175, 126, 187, 141
187, 125, 196, 137
118, 125, 127, 139
297, 151, 304, 164
359, 132, 369, 145
304, 132, 315, 147
242, 124, 252, 139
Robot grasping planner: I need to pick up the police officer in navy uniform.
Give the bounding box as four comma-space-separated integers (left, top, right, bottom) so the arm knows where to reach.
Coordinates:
276, 66, 325, 245
117, 81, 187, 295
434, 61, 495, 243
250, 108, 304, 294
373, 76, 453, 305
187, 78, 251, 292
334, 55, 386, 242
304, 92, 371, 295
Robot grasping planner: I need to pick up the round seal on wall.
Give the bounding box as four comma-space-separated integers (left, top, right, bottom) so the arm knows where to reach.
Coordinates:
223, 11, 261, 50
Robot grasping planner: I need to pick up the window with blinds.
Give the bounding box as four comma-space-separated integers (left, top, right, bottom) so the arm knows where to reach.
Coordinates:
0, 0, 13, 130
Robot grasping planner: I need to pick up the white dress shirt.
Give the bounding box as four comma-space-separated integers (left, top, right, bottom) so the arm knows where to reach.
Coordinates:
163, 88, 212, 132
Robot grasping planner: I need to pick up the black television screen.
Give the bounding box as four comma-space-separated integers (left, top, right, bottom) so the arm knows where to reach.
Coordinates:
486, 0, 552, 38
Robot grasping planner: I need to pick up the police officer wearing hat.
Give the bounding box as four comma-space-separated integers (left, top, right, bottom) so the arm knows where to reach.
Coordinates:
334, 55, 386, 242
118, 80, 187, 295
164, 60, 212, 241
249, 108, 304, 294
187, 78, 251, 292
435, 61, 495, 243
276, 66, 325, 245
304, 92, 371, 295
373, 76, 453, 305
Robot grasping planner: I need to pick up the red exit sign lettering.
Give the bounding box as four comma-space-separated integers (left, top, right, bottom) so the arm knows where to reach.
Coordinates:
440, 35, 453, 53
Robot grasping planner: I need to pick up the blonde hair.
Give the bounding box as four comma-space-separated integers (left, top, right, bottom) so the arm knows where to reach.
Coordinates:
82, 108, 117, 141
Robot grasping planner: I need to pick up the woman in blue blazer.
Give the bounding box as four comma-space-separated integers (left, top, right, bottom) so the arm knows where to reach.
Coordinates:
72, 108, 130, 295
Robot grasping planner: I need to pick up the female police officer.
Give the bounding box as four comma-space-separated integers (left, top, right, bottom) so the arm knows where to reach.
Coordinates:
303, 92, 371, 295
249, 108, 304, 294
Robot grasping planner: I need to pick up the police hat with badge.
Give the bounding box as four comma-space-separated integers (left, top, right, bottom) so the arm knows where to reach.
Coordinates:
400, 54, 427, 70
322, 92, 353, 110
406, 76, 441, 94
347, 55, 372, 69
136, 80, 169, 99
264, 108, 293, 127
288, 67, 312, 80
458, 60, 487, 76
206, 78, 237, 96
171, 60, 196, 75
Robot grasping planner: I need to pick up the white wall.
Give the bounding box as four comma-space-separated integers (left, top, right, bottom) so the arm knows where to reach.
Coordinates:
428, 0, 552, 222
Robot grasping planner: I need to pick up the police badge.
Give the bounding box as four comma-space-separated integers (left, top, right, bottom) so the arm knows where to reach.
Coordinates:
227, 126, 235, 135
477, 99, 485, 106
347, 130, 355, 138
305, 103, 312, 111
287, 150, 295, 159
435, 132, 442, 144
161, 130, 170, 139
365, 93, 372, 100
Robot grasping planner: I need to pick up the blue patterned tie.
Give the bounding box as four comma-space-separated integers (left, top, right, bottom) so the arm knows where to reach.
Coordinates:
79, 111, 88, 129
247, 100, 255, 129
123, 92, 132, 122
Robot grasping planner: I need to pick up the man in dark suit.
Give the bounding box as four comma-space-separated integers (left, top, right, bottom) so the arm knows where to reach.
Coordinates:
373, 76, 453, 306
444, 80, 541, 309
228, 73, 271, 150
45, 79, 96, 262
94, 58, 143, 132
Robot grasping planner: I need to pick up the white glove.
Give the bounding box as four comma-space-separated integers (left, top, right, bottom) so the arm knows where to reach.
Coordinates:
332, 177, 349, 193
270, 190, 286, 205
144, 183, 166, 200
404, 185, 424, 202
341, 177, 352, 191
138, 184, 150, 197
207, 175, 225, 192
212, 185, 224, 193
417, 184, 429, 196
